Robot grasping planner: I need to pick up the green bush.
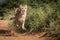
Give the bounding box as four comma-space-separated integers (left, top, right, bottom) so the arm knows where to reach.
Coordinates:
25, 3, 60, 34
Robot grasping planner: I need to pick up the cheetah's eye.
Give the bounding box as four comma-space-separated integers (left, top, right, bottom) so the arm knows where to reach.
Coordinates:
21, 8, 23, 9
25, 8, 27, 9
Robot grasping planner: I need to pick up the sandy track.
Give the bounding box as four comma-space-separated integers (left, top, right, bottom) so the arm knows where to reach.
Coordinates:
0, 20, 58, 40
0, 35, 39, 40
0, 33, 57, 40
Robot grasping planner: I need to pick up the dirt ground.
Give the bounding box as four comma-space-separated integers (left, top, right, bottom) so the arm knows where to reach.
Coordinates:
0, 35, 39, 40
0, 32, 58, 40
0, 20, 59, 40
0, 32, 37, 40
0, 20, 38, 40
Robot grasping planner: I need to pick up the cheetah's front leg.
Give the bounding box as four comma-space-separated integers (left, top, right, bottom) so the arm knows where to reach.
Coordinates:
22, 21, 26, 30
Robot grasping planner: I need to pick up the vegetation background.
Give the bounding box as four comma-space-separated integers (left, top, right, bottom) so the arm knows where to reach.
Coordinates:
0, 0, 60, 36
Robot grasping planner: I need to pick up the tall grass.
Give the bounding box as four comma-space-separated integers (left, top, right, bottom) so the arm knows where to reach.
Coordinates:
3, 3, 60, 35
25, 3, 60, 34
3, 8, 16, 31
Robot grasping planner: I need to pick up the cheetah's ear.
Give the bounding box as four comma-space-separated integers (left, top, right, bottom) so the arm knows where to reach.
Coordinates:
19, 5, 22, 8
19, 5, 27, 8
25, 5, 27, 9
